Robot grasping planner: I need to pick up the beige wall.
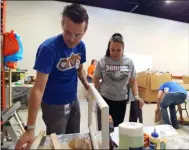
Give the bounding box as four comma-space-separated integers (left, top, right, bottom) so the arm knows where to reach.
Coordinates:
6, 1, 189, 99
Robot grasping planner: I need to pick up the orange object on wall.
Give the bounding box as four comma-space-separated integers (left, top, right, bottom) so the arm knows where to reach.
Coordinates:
6, 62, 17, 69
3, 30, 19, 56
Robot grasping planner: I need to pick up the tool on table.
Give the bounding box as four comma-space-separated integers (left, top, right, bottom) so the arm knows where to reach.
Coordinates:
144, 133, 150, 148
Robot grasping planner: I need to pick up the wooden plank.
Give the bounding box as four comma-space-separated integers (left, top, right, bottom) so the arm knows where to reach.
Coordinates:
50, 133, 62, 149
8, 69, 12, 107
62, 143, 71, 149
30, 131, 45, 149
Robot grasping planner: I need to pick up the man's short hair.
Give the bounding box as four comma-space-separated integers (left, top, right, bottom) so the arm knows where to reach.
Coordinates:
62, 3, 89, 26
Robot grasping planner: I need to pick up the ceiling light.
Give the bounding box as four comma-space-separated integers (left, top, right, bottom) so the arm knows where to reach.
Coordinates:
166, 1, 173, 4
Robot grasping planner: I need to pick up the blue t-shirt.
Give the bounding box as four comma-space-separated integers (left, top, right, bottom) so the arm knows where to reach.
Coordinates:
159, 82, 187, 95
33, 34, 86, 105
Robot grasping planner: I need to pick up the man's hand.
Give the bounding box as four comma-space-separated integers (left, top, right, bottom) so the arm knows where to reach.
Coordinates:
83, 81, 89, 90
15, 130, 35, 149
135, 97, 144, 109
157, 90, 163, 110
109, 115, 113, 124
156, 107, 160, 112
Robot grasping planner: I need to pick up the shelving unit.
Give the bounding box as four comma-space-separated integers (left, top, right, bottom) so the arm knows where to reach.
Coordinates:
1, 0, 7, 110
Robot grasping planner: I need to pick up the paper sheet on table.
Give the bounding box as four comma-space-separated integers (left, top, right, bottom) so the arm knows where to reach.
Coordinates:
111, 125, 179, 146
143, 125, 179, 138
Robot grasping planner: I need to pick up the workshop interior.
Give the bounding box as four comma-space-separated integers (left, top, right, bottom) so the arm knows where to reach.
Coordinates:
1, 0, 189, 149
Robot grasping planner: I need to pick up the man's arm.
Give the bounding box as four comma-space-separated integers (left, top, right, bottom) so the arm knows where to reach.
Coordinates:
27, 72, 49, 127
77, 64, 88, 90
157, 90, 163, 109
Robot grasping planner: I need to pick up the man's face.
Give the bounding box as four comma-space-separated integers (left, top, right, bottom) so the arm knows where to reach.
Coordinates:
62, 16, 86, 48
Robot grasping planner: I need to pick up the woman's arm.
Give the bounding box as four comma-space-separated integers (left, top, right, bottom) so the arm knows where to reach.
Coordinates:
87, 66, 94, 79
129, 78, 144, 109
129, 78, 139, 97
93, 76, 101, 91
88, 74, 94, 79
93, 60, 101, 90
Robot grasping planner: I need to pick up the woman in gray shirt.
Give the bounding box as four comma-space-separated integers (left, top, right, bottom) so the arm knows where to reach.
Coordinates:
94, 33, 144, 127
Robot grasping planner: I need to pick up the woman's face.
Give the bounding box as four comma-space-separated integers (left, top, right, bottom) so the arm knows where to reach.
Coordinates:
93, 60, 97, 66
109, 41, 124, 61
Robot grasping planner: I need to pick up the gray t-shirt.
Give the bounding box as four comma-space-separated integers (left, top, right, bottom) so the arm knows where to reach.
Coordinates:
94, 55, 136, 101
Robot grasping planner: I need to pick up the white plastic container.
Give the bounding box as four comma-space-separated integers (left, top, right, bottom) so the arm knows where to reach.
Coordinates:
119, 122, 144, 149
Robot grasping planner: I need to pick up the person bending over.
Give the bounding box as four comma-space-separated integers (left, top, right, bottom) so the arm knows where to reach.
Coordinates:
157, 81, 187, 129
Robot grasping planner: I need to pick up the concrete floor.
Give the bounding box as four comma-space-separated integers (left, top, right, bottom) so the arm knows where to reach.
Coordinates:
16, 100, 189, 136
2, 99, 188, 149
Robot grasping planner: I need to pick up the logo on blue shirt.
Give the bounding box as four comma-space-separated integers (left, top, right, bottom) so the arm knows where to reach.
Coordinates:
57, 52, 81, 71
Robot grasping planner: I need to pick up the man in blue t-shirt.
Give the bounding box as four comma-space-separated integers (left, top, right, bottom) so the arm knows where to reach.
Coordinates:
16, 4, 89, 149
157, 81, 187, 129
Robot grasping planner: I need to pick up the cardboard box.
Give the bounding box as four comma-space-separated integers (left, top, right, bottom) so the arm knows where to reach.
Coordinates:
137, 72, 172, 90
180, 84, 189, 91
182, 75, 189, 84
172, 79, 183, 84
150, 73, 172, 90
137, 71, 172, 103
138, 87, 158, 103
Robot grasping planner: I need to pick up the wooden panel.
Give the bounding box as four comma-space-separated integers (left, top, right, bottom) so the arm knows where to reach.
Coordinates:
30, 131, 45, 149
50, 133, 62, 149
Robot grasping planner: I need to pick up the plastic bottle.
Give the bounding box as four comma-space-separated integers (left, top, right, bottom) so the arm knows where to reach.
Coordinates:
149, 127, 160, 150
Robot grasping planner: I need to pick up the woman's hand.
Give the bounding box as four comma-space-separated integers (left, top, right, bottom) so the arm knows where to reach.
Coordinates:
135, 97, 144, 109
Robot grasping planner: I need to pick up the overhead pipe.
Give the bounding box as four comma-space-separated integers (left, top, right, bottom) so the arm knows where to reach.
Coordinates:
130, 5, 139, 13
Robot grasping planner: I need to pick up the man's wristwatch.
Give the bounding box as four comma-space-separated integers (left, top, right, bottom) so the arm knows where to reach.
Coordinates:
24, 125, 35, 130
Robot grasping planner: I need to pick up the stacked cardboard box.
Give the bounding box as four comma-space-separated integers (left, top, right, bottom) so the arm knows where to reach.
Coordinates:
171, 75, 189, 91
181, 75, 189, 91
137, 71, 172, 103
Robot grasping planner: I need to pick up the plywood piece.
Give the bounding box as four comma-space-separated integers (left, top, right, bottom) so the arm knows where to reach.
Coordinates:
41, 143, 53, 149
83, 139, 92, 149
61, 143, 71, 149
68, 138, 92, 149
50, 133, 62, 149
30, 131, 45, 149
